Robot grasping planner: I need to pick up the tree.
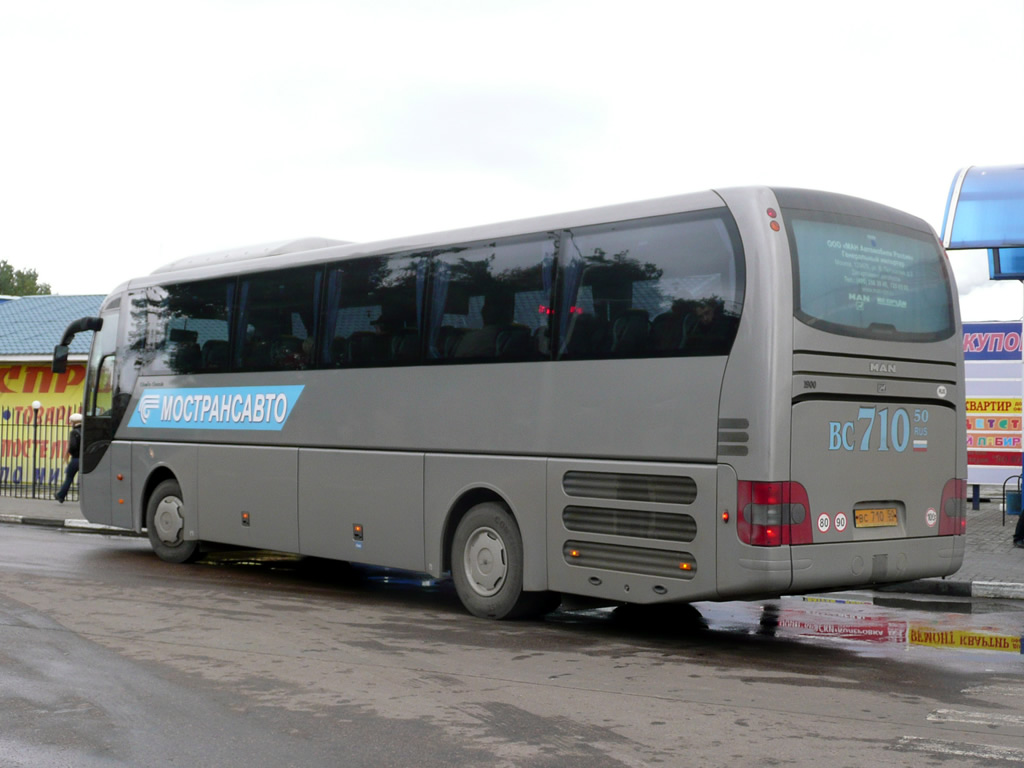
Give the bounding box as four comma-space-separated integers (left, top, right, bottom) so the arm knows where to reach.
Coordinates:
0, 261, 51, 295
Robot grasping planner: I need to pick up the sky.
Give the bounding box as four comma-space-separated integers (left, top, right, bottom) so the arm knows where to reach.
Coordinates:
1, 0, 1022, 320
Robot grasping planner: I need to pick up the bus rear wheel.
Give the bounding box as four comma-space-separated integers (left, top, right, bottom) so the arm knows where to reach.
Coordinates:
146, 479, 200, 564
451, 502, 557, 620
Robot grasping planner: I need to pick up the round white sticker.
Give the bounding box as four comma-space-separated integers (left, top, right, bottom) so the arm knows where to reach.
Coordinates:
834, 512, 848, 532
925, 507, 938, 527
937, 385, 947, 398
817, 513, 831, 533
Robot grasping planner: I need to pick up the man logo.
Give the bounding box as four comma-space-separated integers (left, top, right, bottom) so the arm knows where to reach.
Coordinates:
137, 394, 161, 424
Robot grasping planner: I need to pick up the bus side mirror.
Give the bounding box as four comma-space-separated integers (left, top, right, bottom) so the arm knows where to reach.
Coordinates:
52, 315, 103, 374
52, 345, 69, 374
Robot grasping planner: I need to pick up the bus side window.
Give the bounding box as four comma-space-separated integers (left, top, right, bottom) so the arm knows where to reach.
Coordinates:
322, 255, 425, 368
146, 279, 234, 375
238, 268, 320, 372
558, 212, 744, 360
89, 355, 115, 417
426, 234, 555, 363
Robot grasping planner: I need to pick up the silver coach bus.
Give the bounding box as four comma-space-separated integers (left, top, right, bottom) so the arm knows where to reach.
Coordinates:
54, 187, 966, 618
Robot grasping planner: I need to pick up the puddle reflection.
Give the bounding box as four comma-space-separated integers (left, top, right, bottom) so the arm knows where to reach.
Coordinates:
197, 549, 1023, 656
737, 597, 1023, 655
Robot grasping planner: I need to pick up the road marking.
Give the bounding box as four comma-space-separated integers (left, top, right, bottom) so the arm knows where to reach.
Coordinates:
962, 684, 1024, 698
894, 736, 1024, 762
928, 709, 1024, 728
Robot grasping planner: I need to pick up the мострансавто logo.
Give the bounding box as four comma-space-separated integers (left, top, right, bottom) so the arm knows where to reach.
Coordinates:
127, 385, 304, 431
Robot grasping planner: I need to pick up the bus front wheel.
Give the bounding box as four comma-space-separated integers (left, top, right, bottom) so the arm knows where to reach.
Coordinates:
451, 502, 557, 620
146, 479, 199, 564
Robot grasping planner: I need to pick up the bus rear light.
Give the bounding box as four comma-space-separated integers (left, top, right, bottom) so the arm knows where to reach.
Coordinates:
737, 481, 813, 546
939, 478, 967, 536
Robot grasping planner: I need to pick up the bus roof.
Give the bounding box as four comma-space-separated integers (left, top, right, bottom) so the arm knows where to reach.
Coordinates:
152, 237, 350, 274
129, 186, 929, 291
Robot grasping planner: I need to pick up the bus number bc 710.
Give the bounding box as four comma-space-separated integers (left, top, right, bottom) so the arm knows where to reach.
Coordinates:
828, 407, 928, 453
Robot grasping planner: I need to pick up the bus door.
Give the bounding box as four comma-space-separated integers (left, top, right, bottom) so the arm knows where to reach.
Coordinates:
80, 308, 122, 527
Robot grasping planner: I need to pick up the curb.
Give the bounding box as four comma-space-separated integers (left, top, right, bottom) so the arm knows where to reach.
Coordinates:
973, 581, 1024, 600
872, 578, 1024, 601
0, 514, 141, 537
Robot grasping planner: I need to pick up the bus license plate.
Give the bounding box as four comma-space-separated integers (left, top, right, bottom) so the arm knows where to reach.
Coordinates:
854, 508, 898, 528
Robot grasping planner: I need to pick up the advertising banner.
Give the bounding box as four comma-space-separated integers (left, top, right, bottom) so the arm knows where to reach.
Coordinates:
964, 322, 1023, 484
0, 363, 86, 498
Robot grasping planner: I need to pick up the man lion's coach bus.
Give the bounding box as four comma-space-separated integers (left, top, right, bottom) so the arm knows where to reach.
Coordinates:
53, 187, 966, 618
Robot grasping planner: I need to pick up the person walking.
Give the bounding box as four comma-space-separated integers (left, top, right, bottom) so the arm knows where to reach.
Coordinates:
55, 413, 82, 503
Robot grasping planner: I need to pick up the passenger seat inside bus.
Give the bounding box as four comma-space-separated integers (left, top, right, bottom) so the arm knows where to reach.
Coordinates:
390, 329, 420, 363
610, 309, 649, 356
329, 336, 348, 367
270, 335, 305, 369
201, 339, 230, 371
496, 324, 531, 359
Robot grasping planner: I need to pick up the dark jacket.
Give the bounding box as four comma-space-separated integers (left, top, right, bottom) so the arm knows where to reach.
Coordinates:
67, 425, 81, 457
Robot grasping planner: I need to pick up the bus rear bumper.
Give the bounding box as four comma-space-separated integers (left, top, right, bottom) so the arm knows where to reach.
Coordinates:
790, 535, 965, 593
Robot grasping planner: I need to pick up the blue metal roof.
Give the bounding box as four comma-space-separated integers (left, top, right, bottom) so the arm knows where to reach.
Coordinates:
0, 295, 104, 356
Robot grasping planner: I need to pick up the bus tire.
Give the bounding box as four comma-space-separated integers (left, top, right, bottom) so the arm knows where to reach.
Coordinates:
146, 479, 199, 564
451, 502, 556, 620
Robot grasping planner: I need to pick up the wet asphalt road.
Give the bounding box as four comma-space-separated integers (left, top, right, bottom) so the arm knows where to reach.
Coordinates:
1, 524, 1023, 767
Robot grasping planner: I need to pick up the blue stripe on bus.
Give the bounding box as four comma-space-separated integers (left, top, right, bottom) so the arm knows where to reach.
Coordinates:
126, 385, 305, 430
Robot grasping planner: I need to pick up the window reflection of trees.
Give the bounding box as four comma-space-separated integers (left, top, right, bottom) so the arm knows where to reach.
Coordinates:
428, 238, 554, 362
559, 213, 743, 359
120, 210, 744, 375
143, 281, 233, 375
326, 254, 426, 367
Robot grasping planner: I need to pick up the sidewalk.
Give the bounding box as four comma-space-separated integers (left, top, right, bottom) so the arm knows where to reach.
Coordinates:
890, 491, 1024, 601
1, 491, 1023, 599
0, 494, 139, 535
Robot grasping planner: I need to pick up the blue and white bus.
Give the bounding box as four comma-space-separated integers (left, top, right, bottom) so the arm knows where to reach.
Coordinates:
54, 186, 966, 618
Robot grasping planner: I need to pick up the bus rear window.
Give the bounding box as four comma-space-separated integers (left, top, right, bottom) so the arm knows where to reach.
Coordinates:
786, 211, 955, 341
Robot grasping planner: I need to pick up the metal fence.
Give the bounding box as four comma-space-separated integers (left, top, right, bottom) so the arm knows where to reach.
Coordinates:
0, 408, 77, 501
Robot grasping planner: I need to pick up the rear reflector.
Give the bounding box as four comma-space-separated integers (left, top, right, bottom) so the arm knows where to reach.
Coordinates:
737, 481, 813, 546
939, 478, 967, 536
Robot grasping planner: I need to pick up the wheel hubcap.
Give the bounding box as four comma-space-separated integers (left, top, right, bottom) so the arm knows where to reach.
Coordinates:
153, 495, 184, 545
463, 526, 507, 597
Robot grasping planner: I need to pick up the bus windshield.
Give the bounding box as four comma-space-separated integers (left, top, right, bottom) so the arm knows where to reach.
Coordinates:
785, 209, 955, 342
